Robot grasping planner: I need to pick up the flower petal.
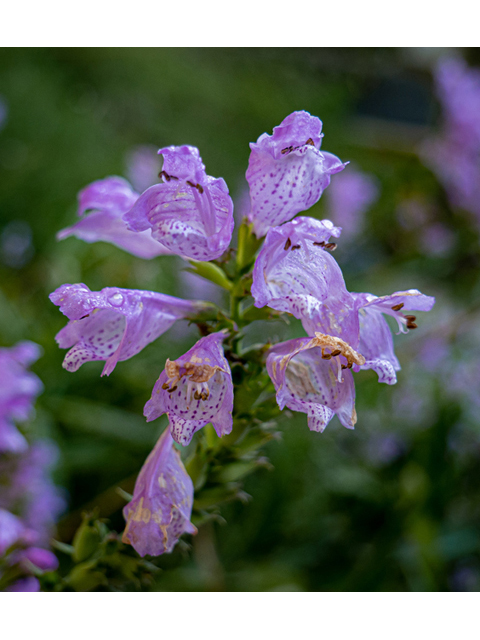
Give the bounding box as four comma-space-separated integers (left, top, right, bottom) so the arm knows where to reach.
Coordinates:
124, 146, 234, 261
144, 331, 233, 446
246, 111, 347, 236
50, 284, 206, 376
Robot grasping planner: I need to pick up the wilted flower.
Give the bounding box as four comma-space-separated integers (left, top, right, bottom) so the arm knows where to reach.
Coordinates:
0, 341, 43, 453
50, 283, 209, 376
122, 427, 196, 556
267, 332, 365, 432
326, 165, 379, 240
251, 216, 358, 342
144, 331, 233, 446
245, 111, 346, 237
124, 145, 234, 261
57, 177, 170, 259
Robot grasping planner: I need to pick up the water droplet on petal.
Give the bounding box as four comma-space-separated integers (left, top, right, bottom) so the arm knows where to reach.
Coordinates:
108, 293, 124, 307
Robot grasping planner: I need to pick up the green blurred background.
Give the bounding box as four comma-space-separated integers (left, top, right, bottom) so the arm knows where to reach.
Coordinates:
1, 47, 479, 591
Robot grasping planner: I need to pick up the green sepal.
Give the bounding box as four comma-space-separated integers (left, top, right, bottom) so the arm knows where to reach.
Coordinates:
236, 219, 263, 271
72, 514, 103, 563
186, 260, 233, 291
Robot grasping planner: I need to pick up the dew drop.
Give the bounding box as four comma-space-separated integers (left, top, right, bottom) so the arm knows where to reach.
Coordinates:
108, 293, 124, 307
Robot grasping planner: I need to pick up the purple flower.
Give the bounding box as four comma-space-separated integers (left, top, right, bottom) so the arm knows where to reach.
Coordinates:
0, 509, 26, 555
353, 290, 436, 384
50, 283, 209, 376
124, 145, 234, 261
125, 145, 161, 193
251, 216, 358, 342
245, 111, 346, 237
20, 547, 59, 572
435, 56, 480, 149
122, 427, 196, 556
5, 577, 40, 592
420, 57, 480, 224
266, 333, 365, 432
325, 165, 379, 240
57, 177, 170, 259
144, 331, 233, 446
0, 342, 43, 454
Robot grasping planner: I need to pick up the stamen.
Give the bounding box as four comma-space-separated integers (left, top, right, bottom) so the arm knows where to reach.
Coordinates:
281, 146, 293, 155
335, 356, 343, 382
158, 170, 178, 182
167, 385, 178, 393
284, 238, 292, 251
391, 303, 404, 311
291, 244, 301, 251
305, 138, 315, 146
330, 349, 341, 357
313, 241, 337, 251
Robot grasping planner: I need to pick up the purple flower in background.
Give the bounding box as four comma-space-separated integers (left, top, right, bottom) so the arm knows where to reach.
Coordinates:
266, 333, 365, 432
435, 56, 480, 149
125, 144, 161, 194
124, 145, 234, 261
245, 111, 346, 237
326, 165, 379, 239
57, 177, 170, 259
251, 216, 358, 342
122, 427, 196, 556
0, 509, 26, 555
353, 290, 436, 384
50, 283, 209, 376
144, 331, 233, 446
0, 342, 43, 453
420, 56, 480, 224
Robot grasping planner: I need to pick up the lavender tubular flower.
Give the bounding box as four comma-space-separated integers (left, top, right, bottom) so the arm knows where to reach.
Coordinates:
0, 342, 43, 454
122, 427, 196, 557
124, 145, 234, 261
267, 333, 365, 433
353, 290, 436, 384
50, 284, 209, 376
246, 111, 347, 237
57, 177, 170, 259
144, 332, 233, 446
251, 216, 358, 342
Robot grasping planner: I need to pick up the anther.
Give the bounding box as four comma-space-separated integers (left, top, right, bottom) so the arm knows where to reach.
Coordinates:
305, 138, 315, 146
313, 241, 336, 251
404, 315, 416, 322
391, 303, 404, 311
201, 391, 209, 401
291, 244, 301, 251
284, 238, 292, 251
281, 146, 293, 155
194, 390, 202, 400
186, 180, 204, 193
330, 349, 341, 357
159, 170, 178, 182
167, 385, 178, 393
321, 349, 332, 360
406, 321, 418, 329
161, 382, 170, 390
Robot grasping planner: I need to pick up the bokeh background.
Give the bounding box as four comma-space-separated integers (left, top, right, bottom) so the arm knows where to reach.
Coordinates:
1, 47, 480, 591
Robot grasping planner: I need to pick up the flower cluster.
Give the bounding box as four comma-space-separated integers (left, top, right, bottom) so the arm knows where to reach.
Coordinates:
0, 342, 65, 592
52, 110, 434, 558
421, 56, 480, 227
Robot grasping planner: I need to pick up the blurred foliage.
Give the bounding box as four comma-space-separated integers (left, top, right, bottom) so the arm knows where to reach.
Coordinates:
1, 47, 480, 591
